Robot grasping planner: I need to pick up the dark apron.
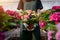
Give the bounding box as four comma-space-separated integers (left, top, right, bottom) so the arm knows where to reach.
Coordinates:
20, 21, 40, 40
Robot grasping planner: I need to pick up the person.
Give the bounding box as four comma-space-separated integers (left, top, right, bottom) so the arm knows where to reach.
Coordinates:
17, 0, 43, 40
17, 0, 43, 12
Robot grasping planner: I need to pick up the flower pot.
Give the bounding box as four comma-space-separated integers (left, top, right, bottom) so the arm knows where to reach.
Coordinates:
40, 30, 47, 40
27, 24, 34, 30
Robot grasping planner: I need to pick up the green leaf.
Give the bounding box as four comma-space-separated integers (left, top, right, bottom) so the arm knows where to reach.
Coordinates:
8, 22, 17, 26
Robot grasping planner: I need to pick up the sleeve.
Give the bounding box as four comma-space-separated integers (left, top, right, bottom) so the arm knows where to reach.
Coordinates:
17, 0, 23, 10
36, 0, 43, 10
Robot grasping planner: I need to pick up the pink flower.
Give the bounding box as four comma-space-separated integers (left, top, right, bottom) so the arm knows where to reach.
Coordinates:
27, 10, 32, 14
48, 31, 54, 36
55, 23, 60, 40
6, 10, 21, 20
15, 13, 21, 20
24, 14, 29, 19
6, 10, 16, 17
49, 14, 53, 21
52, 6, 60, 10
39, 21, 46, 29
55, 31, 60, 40
47, 31, 54, 40
56, 23, 60, 30
49, 12, 60, 22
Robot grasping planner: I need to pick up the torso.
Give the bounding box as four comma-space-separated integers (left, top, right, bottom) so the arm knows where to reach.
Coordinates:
25, 0, 33, 2
23, 0, 36, 11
